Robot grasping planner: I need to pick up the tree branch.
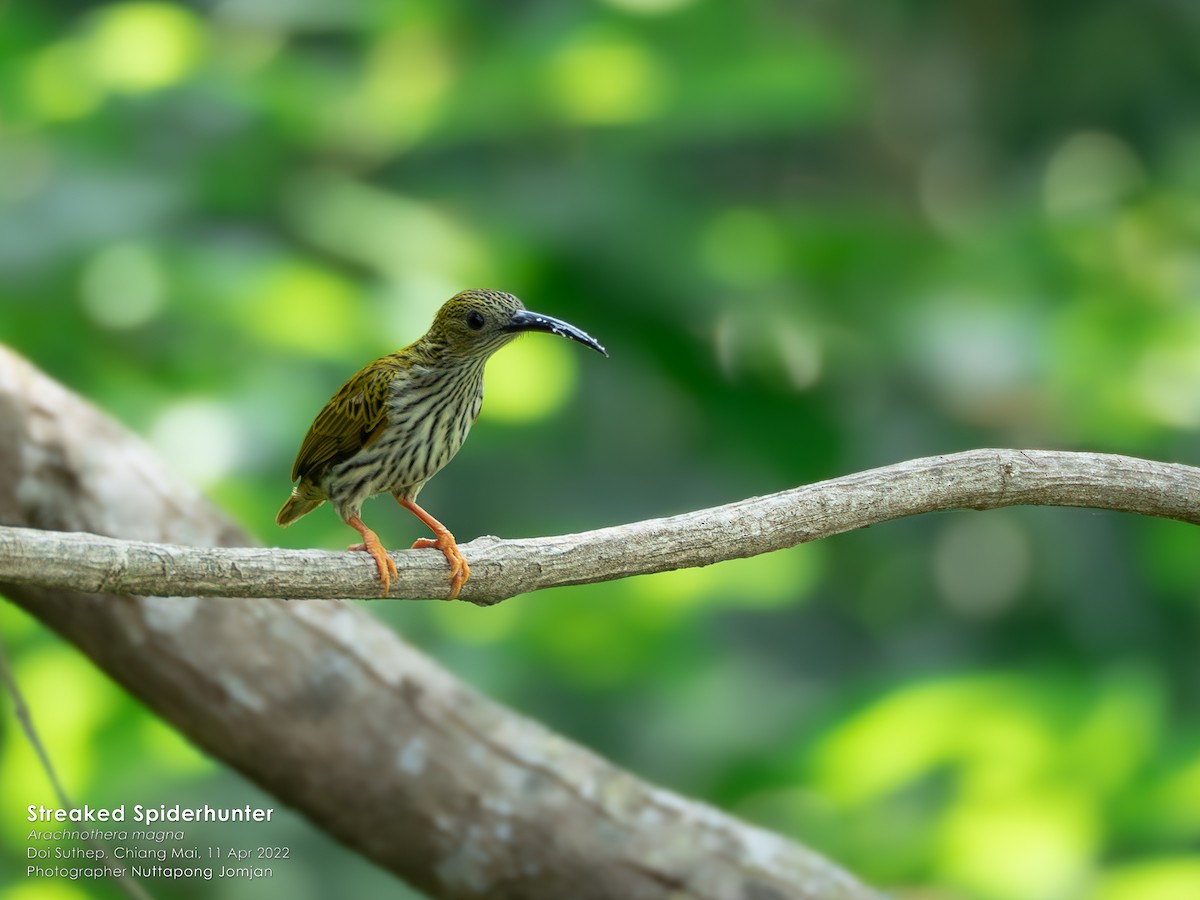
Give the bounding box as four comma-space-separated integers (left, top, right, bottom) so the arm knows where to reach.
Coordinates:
0, 343, 885, 899
1, 449, 1198, 603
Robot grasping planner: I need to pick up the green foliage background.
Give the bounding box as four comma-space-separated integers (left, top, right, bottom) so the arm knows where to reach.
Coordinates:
3, 1, 1200, 898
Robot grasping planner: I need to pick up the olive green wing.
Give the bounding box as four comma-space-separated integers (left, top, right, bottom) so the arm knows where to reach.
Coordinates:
290, 359, 401, 482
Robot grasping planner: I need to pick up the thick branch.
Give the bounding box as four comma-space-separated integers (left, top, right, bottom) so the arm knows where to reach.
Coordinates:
0, 344, 883, 899
1, 449, 1198, 603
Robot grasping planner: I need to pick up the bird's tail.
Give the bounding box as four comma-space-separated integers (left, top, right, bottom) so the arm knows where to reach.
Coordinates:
276, 486, 326, 527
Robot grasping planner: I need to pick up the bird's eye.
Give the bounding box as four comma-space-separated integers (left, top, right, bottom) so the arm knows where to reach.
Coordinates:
466, 310, 485, 331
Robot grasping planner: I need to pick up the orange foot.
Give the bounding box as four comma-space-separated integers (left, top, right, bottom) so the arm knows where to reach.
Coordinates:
412, 531, 470, 600
345, 515, 398, 596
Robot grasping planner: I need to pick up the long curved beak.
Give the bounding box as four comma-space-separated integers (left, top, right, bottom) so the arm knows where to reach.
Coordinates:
504, 309, 608, 357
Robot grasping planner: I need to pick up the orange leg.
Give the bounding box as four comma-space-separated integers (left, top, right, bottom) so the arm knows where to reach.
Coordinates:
345, 514, 398, 596
395, 495, 469, 600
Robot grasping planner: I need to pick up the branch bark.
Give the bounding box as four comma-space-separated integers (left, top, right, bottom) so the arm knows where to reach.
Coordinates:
0, 343, 885, 900
2, 449, 1198, 603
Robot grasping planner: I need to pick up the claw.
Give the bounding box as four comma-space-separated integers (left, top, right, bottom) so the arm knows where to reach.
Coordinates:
411, 531, 470, 600
348, 540, 398, 595
345, 514, 397, 596
394, 495, 470, 600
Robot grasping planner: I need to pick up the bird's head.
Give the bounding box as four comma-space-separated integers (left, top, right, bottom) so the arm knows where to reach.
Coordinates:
426, 289, 607, 361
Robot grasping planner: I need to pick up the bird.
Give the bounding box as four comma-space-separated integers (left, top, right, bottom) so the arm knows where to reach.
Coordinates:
276, 289, 607, 600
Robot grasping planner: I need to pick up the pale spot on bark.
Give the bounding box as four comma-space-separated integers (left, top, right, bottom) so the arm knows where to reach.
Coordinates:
435, 824, 494, 894
397, 736, 427, 775
219, 674, 266, 712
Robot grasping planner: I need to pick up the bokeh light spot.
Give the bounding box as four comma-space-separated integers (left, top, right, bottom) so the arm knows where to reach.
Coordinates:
547, 32, 666, 124
347, 27, 453, 153
24, 42, 102, 120
933, 515, 1031, 618
908, 297, 1038, 423
79, 242, 165, 330
1044, 131, 1144, 219
482, 334, 578, 423
603, 0, 694, 12
1133, 316, 1200, 428
237, 261, 362, 359
149, 399, 241, 487
85, 2, 204, 92
701, 209, 787, 287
